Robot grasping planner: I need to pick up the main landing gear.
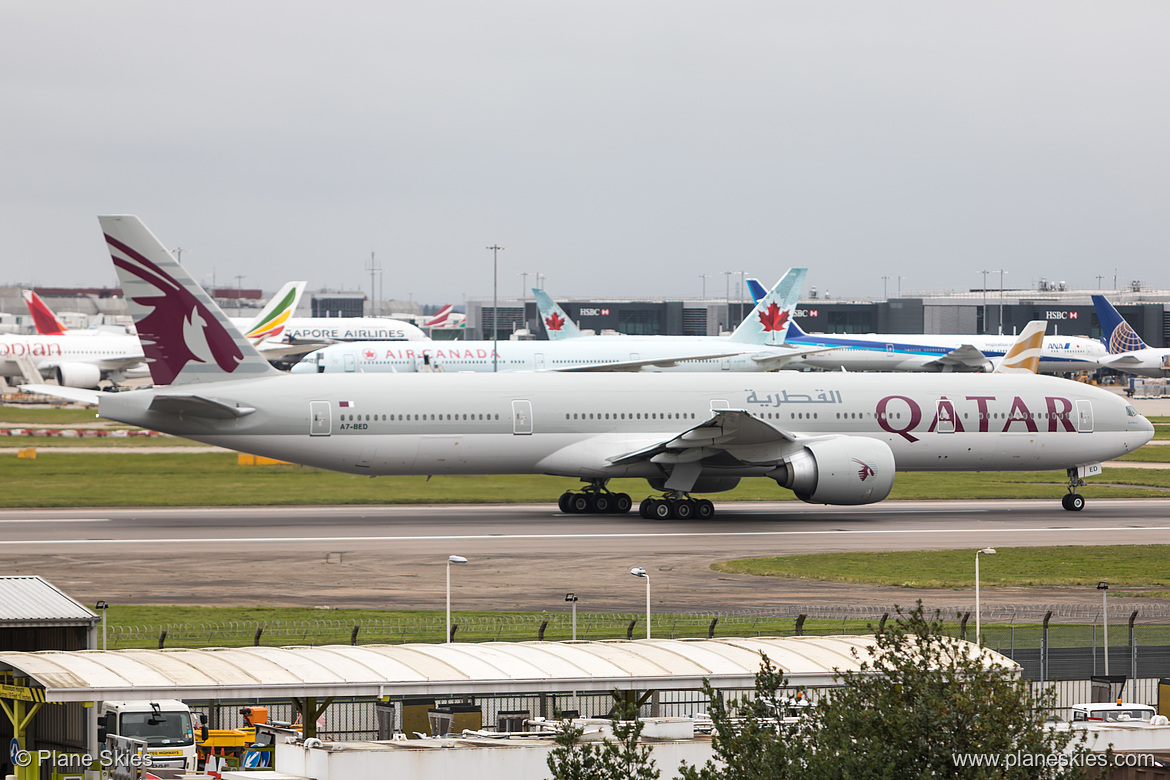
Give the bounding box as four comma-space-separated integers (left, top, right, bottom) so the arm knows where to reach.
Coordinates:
638, 493, 715, 520
558, 482, 633, 515
1062, 467, 1086, 512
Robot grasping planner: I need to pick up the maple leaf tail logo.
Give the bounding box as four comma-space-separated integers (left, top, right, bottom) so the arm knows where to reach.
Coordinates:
545, 312, 565, 331
757, 302, 790, 332
852, 459, 876, 482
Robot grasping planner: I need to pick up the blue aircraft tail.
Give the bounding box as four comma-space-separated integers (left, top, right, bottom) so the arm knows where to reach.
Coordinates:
1092, 294, 1147, 353
745, 278, 768, 305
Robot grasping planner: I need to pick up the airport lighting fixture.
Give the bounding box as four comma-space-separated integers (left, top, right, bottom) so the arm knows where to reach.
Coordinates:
486, 245, 504, 372
94, 600, 109, 651
1097, 581, 1109, 675
446, 555, 468, 643
565, 593, 579, 640
629, 567, 651, 640
699, 274, 710, 299
975, 548, 995, 646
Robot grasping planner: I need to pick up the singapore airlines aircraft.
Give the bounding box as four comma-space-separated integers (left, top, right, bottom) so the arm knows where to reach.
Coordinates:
292, 271, 818, 375
26, 216, 1152, 519
1092, 295, 1170, 378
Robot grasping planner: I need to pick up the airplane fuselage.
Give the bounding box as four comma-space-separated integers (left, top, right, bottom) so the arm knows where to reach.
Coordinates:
0, 334, 143, 377
97, 373, 1150, 486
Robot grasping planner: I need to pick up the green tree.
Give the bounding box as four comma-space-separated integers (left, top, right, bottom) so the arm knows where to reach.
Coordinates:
546, 695, 660, 780
680, 602, 1090, 780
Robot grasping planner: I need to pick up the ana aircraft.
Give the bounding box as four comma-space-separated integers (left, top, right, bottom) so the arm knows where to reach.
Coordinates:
1092, 295, 1170, 378
25, 215, 1152, 518
292, 271, 819, 374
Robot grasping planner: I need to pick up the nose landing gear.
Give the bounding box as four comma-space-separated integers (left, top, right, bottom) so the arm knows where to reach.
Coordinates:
1062, 467, 1086, 511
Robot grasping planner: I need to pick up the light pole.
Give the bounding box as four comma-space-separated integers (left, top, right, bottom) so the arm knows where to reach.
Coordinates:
881, 275, 890, 300
94, 600, 109, 650
446, 555, 467, 643
699, 274, 710, 299
975, 548, 995, 646
979, 270, 990, 334
234, 274, 246, 317
630, 567, 651, 639
1097, 581, 1109, 674
997, 269, 1008, 335
565, 593, 578, 640
486, 245, 504, 371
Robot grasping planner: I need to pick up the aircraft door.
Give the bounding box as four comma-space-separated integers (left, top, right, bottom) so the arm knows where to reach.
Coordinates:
721, 358, 730, 370
512, 399, 534, 435
1076, 400, 1094, 432
343, 353, 356, 372
310, 401, 331, 436
886, 343, 895, 354
534, 353, 545, 370
935, 399, 956, 433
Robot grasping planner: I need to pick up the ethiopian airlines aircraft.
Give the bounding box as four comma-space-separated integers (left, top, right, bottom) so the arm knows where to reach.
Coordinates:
25, 216, 1152, 519
1092, 294, 1170, 378
292, 271, 818, 374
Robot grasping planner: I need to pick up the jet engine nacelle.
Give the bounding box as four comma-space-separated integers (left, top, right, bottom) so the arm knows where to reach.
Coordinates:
648, 476, 741, 494
54, 362, 102, 389
768, 436, 895, 505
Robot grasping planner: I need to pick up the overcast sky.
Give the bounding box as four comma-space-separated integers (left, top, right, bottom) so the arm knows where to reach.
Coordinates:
3, 2, 1169, 306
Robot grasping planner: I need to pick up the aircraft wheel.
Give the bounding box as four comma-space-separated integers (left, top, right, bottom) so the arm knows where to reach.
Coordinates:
569, 494, 590, 514
695, 499, 715, 520
672, 499, 694, 520
590, 493, 612, 513
1065, 493, 1085, 512
639, 498, 654, 519
651, 499, 673, 520
558, 492, 572, 513
613, 493, 633, 514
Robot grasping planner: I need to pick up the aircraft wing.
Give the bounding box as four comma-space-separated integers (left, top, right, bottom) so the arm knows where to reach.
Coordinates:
550, 350, 750, 372
924, 344, 991, 371
609, 409, 801, 468
255, 338, 332, 363
748, 345, 841, 370
1102, 354, 1146, 367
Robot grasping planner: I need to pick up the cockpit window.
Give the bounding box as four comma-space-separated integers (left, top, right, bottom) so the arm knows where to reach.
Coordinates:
1126, 406, 1139, 417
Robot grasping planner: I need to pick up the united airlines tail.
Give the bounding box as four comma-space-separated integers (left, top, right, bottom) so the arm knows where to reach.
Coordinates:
992, 320, 1046, 374
532, 288, 584, 340
242, 281, 305, 342
1092, 294, 1148, 353
22, 290, 70, 335
100, 215, 282, 385
727, 267, 807, 345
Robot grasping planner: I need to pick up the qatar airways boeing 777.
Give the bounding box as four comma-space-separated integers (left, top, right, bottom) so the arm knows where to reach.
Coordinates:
26, 216, 1153, 519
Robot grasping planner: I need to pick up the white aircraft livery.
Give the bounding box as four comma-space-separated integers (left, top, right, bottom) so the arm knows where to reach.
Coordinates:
292, 270, 818, 374
26, 216, 1154, 519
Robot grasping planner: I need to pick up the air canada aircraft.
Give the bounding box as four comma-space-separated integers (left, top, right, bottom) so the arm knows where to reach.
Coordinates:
1092, 295, 1170, 378
292, 271, 820, 374
25, 216, 1153, 518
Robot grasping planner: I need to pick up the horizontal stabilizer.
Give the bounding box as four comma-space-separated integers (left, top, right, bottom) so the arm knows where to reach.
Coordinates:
18, 384, 103, 406
149, 395, 257, 419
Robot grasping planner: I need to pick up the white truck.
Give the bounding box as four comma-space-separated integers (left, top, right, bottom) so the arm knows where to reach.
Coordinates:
97, 699, 200, 772
1070, 701, 1159, 724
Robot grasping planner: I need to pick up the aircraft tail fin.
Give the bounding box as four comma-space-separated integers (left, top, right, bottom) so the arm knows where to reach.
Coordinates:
1092, 294, 1148, 353
22, 290, 70, 335
424, 304, 454, 328
745, 278, 768, 305
992, 320, 1046, 374
728, 267, 807, 345
99, 215, 283, 386
532, 288, 583, 340
242, 281, 305, 342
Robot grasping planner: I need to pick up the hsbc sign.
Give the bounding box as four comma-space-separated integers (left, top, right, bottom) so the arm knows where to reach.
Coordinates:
1045, 311, 1079, 320
794, 309, 819, 318
579, 308, 610, 317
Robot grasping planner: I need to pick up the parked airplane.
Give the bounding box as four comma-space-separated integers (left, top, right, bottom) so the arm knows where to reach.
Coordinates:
25, 215, 1151, 519
781, 314, 1104, 374
423, 304, 465, 329
293, 271, 819, 374
1091, 295, 1170, 378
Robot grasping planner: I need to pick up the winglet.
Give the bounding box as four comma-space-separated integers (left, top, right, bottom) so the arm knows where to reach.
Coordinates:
728, 268, 807, 345
242, 281, 305, 342
992, 320, 1046, 374
1092, 294, 1148, 353
22, 290, 70, 335
532, 288, 583, 340
100, 215, 282, 386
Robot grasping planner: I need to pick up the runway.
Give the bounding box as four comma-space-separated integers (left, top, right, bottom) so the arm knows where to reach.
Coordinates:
4, 498, 1169, 613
